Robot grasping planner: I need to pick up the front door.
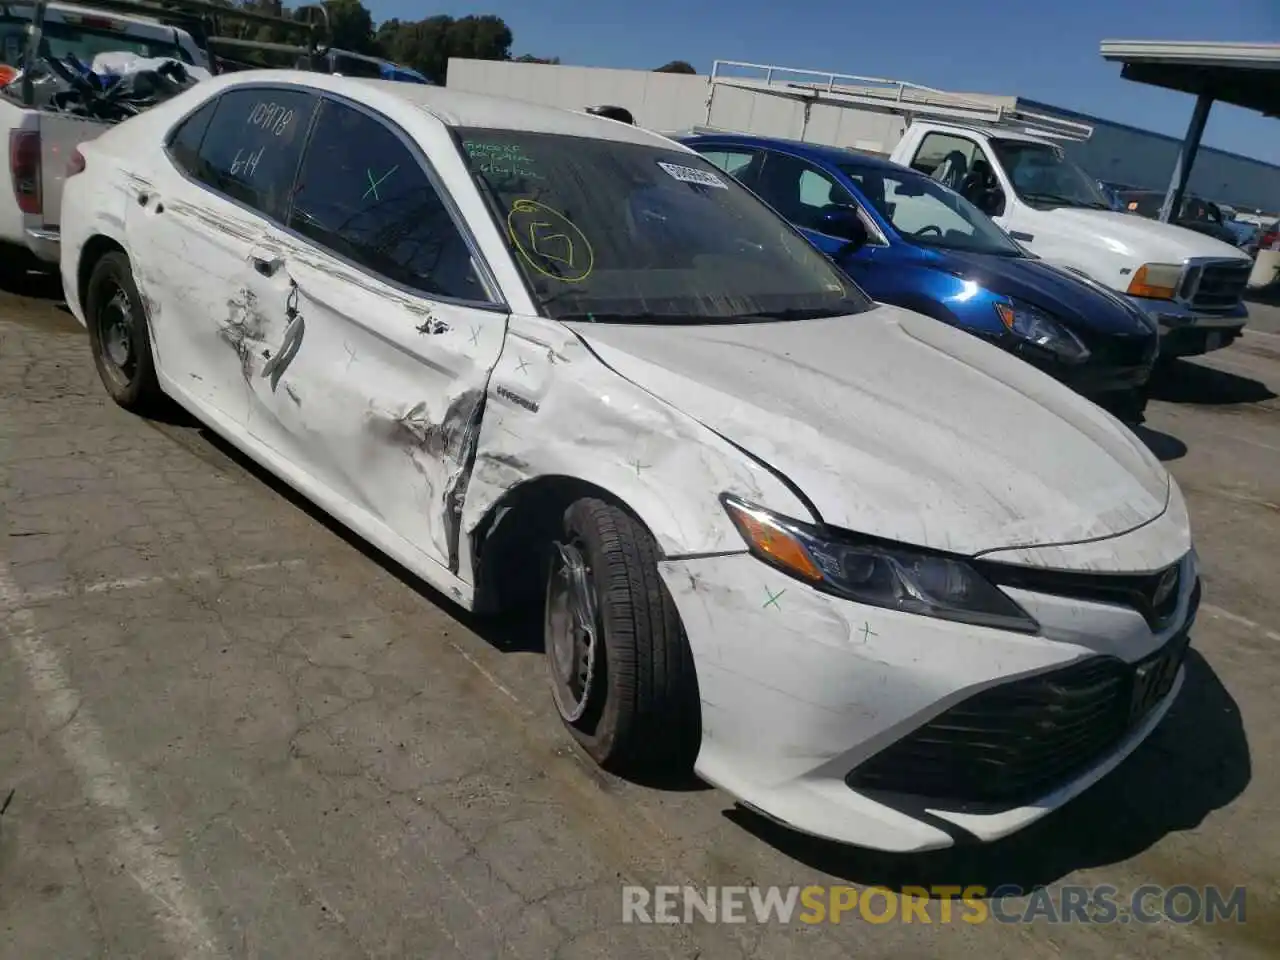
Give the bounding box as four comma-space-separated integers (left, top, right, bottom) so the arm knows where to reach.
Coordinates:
239, 97, 509, 574
125, 84, 319, 425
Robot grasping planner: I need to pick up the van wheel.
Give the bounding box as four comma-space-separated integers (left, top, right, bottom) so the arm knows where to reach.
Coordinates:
544, 498, 700, 774
86, 251, 162, 413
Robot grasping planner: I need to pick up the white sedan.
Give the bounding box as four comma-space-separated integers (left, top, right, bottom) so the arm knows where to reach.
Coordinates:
60, 70, 1200, 853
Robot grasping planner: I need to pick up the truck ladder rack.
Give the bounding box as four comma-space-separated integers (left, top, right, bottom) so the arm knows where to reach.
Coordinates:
705, 60, 1094, 142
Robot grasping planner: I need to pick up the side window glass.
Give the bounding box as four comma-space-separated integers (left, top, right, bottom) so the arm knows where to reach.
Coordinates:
288, 101, 487, 302
756, 153, 854, 232
699, 149, 756, 178
194, 88, 318, 221
167, 98, 218, 175
911, 132, 977, 187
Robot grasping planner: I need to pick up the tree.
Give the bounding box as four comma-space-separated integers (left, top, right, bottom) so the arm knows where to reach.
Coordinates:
373, 14, 513, 84
654, 60, 696, 74
514, 54, 560, 64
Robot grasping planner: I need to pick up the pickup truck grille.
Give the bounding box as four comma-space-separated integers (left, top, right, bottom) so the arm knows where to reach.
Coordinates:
1183, 260, 1251, 312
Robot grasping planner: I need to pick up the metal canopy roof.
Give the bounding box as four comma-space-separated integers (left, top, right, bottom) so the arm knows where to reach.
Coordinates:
1100, 40, 1280, 117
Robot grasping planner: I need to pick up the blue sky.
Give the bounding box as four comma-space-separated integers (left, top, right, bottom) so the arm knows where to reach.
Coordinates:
368, 0, 1279, 163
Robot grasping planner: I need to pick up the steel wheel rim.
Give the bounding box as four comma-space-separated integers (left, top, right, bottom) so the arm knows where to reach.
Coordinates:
545, 540, 599, 724
97, 284, 137, 385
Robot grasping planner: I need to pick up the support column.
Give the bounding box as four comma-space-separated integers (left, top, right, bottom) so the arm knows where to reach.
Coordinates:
1159, 92, 1213, 223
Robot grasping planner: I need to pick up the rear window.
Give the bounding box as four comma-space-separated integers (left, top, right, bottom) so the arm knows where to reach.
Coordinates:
0, 16, 190, 65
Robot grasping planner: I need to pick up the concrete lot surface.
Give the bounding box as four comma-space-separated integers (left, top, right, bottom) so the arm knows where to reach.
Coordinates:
1, 274, 1279, 959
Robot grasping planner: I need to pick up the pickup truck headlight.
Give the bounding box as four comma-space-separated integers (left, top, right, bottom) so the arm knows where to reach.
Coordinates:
1126, 262, 1182, 300
994, 299, 1090, 363
722, 496, 1039, 633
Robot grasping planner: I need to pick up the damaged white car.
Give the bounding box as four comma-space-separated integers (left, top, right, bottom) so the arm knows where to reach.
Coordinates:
61, 71, 1201, 853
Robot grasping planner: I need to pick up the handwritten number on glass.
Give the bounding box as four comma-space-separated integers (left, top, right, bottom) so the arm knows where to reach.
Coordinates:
248, 101, 295, 137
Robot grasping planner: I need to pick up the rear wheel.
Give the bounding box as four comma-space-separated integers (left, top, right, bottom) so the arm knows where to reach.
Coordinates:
544, 498, 700, 775
85, 251, 163, 413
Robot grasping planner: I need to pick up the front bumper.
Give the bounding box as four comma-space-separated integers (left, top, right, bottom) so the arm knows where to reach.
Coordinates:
660, 549, 1199, 852
1125, 295, 1247, 358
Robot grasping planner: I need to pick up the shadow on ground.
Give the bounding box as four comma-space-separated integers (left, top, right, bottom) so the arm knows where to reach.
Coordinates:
150, 415, 711, 791
728, 649, 1249, 893
1149, 358, 1277, 406
0, 268, 63, 301
1132, 424, 1187, 462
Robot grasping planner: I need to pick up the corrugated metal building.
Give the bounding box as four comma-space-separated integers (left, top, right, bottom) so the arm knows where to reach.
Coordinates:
446, 57, 1280, 213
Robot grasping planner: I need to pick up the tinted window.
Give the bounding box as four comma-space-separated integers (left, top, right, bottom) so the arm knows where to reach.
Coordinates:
193, 88, 317, 220
459, 127, 871, 324
753, 152, 855, 233
288, 101, 487, 302
698, 149, 757, 177
167, 99, 218, 175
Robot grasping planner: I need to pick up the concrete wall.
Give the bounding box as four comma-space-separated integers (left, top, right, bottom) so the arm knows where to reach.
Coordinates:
446, 59, 1280, 212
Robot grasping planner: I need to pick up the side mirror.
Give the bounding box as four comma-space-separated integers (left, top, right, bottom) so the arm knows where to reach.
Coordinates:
817, 206, 868, 251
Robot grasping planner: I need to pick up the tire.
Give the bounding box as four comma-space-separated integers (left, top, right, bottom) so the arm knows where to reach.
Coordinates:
544, 497, 700, 775
85, 251, 163, 413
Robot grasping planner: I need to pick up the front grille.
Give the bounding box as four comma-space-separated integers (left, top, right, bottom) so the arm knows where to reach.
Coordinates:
976, 559, 1188, 631
845, 593, 1197, 810
1187, 260, 1250, 311
1074, 328, 1158, 369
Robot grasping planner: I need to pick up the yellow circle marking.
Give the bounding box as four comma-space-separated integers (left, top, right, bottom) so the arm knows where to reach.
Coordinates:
507, 198, 594, 283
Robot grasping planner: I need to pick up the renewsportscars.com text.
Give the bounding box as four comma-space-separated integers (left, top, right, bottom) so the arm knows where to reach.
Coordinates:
621, 884, 1248, 925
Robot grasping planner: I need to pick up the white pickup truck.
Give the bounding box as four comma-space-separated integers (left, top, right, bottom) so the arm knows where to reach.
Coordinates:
696, 61, 1255, 360
888, 121, 1254, 359
2, 0, 326, 282
1, 1, 211, 279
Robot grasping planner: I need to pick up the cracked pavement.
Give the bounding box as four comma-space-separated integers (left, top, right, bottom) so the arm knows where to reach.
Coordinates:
2, 274, 1279, 958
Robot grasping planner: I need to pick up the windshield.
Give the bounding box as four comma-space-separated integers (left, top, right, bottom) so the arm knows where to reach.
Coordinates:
989, 139, 1111, 210
840, 163, 1024, 257
457, 128, 871, 324
0, 18, 189, 66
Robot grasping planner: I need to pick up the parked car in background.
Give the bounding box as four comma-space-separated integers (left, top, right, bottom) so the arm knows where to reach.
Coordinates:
681, 134, 1159, 421
1117, 189, 1241, 248
61, 72, 1200, 853
1097, 178, 1142, 211
885, 121, 1252, 360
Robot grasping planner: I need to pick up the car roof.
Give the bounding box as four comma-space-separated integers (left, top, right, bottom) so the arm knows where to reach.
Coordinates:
207, 71, 685, 151
680, 133, 906, 171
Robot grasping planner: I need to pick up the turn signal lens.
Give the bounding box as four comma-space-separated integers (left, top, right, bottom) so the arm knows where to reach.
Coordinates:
723, 498, 824, 582
1126, 263, 1181, 300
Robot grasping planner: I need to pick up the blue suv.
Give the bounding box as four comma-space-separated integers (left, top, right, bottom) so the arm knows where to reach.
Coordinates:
680, 134, 1159, 421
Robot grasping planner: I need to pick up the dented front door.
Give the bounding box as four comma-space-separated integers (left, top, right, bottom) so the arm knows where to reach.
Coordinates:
238, 227, 507, 574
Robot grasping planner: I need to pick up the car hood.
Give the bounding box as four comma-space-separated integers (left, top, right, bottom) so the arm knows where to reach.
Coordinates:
926, 249, 1155, 335
1047, 207, 1250, 263
568, 304, 1169, 557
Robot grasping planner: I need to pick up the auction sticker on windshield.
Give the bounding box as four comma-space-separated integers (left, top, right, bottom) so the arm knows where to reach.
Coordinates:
657, 162, 728, 189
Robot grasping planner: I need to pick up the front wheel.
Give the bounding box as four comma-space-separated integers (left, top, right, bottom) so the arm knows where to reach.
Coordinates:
544, 498, 700, 775
85, 251, 163, 413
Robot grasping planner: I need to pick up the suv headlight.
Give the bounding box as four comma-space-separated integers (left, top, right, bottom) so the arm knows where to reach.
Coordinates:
1126, 262, 1182, 300
722, 496, 1039, 633
994, 299, 1090, 363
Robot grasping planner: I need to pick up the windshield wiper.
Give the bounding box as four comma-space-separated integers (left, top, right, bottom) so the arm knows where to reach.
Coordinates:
1022, 192, 1109, 210
558, 308, 850, 324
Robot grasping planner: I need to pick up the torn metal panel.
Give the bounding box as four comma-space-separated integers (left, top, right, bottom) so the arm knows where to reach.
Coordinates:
459, 314, 816, 569
658, 550, 1197, 851
565, 303, 1181, 560
234, 228, 506, 576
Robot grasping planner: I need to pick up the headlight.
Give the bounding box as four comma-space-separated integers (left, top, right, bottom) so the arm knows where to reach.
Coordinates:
993, 299, 1090, 363
1126, 262, 1182, 300
722, 496, 1039, 633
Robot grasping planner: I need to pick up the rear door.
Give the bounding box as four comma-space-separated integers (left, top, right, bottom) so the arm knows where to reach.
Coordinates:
125, 85, 319, 425
239, 97, 509, 574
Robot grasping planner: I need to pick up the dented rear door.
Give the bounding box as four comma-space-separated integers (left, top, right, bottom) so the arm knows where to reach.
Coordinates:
237, 98, 510, 575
